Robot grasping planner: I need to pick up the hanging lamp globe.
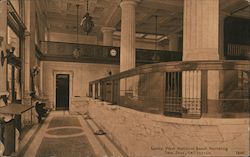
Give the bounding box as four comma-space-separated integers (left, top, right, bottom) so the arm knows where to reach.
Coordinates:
73, 4, 81, 59
80, 0, 94, 35
81, 12, 94, 35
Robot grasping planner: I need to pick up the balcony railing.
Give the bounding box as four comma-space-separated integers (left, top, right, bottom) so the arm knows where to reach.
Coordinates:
37, 41, 250, 64
226, 44, 250, 60
89, 60, 250, 118
38, 41, 182, 65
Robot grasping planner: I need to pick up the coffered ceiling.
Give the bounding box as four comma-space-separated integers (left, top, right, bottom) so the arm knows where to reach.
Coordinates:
37, 0, 250, 42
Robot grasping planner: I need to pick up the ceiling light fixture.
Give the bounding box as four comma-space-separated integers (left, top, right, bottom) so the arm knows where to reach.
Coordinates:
73, 4, 80, 59
80, 0, 94, 35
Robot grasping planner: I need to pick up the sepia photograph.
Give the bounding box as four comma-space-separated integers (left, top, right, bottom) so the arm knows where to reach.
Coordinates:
0, 0, 249, 156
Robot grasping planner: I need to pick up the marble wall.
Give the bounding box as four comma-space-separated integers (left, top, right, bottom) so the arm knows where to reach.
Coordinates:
87, 99, 249, 157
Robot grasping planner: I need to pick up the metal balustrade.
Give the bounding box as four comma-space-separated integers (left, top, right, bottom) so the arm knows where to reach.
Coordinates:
226, 44, 250, 60
89, 60, 250, 118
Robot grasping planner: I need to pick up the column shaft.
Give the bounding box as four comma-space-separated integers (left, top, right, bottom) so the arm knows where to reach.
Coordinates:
183, 0, 220, 61
182, 0, 221, 115
120, 0, 137, 72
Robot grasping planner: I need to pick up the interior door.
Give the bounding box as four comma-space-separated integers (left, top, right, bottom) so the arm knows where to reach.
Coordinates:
56, 74, 69, 110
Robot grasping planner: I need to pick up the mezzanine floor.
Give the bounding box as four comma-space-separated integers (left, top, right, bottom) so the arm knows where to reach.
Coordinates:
17, 111, 126, 157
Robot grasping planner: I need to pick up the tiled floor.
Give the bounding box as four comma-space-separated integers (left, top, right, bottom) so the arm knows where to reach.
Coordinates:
19, 111, 110, 157
36, 116, 95, 157
37, 135, 95, 156
48, 116, 81, 128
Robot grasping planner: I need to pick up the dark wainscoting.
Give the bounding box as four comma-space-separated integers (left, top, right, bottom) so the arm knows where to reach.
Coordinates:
36, 41, 182, 65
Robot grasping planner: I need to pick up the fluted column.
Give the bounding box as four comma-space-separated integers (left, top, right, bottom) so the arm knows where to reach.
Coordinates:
168, 35, 180, 51
119, 0, 138, 98
120, 0, 138, 72
101, 27, 115, 46
0, 0, 8, 95
183, 0, 220, 61
182, 0, 221, 115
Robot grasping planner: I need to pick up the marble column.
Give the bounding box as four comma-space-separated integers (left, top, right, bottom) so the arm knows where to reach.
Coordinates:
183, 0, 220, 61
182, 0, 221, 115
168, 35, 179, 51
120, 0, 138, 98
120, 0, 138, 72
101, 27, 115, 46
0, 0, 8, 95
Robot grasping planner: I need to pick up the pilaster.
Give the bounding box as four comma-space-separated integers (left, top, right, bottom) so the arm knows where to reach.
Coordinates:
0, 0, 8, 95
24, 0, 36, 99
182, 0, 221, 115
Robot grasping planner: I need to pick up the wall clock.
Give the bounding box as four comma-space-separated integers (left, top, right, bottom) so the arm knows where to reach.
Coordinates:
110, 48, 117, 57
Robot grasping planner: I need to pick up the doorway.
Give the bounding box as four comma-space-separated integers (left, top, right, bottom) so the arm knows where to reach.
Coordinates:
56, 74, 69, 110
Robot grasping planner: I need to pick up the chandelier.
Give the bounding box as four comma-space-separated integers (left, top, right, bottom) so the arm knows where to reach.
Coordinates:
73, 4, 80, 59
80, 0, 94, 35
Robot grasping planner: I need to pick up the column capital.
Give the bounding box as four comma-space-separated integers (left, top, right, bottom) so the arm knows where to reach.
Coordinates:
120, 0, 140, 8
101, 27, 116, 33
102, 27, 115, 46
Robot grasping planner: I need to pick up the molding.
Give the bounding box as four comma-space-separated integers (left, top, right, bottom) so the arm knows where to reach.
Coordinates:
120, 0, 138, 8
7, 0, 26, 37
121, 0, 141, 4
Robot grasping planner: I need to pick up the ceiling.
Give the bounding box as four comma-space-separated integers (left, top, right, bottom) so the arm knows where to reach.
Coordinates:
37, 0, 250, 43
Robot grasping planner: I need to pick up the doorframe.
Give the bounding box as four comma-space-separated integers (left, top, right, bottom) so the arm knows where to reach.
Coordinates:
53, 70, 74, 110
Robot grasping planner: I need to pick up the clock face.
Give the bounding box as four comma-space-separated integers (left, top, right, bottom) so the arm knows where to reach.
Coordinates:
110, 48, 117, 56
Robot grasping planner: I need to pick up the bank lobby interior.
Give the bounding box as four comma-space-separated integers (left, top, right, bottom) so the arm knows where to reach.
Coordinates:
0, 0, 249, 156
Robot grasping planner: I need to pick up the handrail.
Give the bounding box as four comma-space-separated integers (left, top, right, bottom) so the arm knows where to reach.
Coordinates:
89, 60, 250, 118
90, 60, 250, 83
